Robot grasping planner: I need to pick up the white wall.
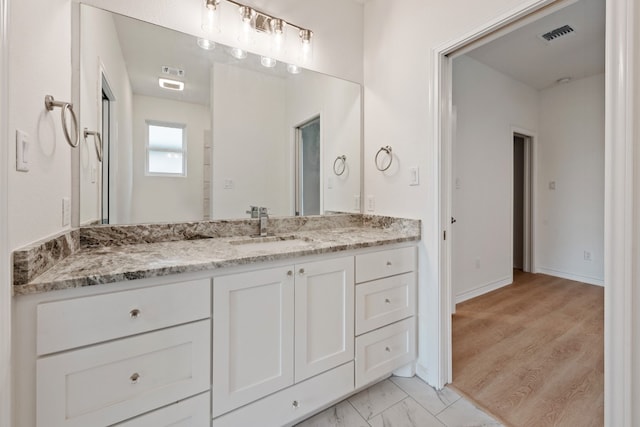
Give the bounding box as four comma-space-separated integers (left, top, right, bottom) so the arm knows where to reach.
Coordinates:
79, 5, 134, 225
362, 0, 572, 386
131, 95, 210, 224
451, 55, 539, 303
212, 63, 289, 219
286, 72, 361, 214
537, 73, 604, 284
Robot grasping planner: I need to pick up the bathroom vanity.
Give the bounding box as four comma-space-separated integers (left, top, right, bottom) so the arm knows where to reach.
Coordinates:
12, 214, 420, 427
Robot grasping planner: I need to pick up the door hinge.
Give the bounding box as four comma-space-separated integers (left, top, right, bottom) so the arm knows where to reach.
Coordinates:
443, 230, 446, 240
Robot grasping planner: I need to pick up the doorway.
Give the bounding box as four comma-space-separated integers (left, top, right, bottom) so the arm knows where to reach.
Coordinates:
100, 74, 115, 224
295, 116, 321, 216
513, 131, 533, 273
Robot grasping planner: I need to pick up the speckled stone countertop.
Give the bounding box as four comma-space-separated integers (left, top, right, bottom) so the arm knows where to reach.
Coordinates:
13, 214, 420, 296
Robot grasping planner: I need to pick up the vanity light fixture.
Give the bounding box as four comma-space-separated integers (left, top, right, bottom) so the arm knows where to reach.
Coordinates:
158, 78, 185, 91
204, 0, 314, 65
197, 38, 216, 50
260, 56, 277, 68
201, 0, 221, 33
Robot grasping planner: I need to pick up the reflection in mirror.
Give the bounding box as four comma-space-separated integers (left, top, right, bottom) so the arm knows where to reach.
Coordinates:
78, 5, 362, 225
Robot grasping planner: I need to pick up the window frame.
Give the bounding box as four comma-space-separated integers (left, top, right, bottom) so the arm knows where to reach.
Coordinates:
145, 119, 187, 177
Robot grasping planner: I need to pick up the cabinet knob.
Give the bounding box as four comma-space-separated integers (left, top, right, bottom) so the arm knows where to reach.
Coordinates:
292, 400, 300, 409
385, 346, 391, 352
386, 261, 392, 266
129, 308, 141, 319
298, 268, 305, 275
385, 298, 391, 304
130, 372, 140, 384
287, 270, 293, 277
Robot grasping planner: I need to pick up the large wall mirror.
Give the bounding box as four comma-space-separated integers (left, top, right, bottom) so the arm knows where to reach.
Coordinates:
77, 4, 362, 225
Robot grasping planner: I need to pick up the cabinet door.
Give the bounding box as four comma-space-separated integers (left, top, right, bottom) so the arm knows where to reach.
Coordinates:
295, 257, 355, 382
213, 266, 295, 417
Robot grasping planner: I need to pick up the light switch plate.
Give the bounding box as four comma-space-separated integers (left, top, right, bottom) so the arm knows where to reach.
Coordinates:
16, 130, 29, 172
409, 167, 420, 186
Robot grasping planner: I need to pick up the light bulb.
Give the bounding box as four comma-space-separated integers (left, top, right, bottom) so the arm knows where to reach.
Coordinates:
201, 0, 220, 33
287, 64, 301, 74
229, 47, 247, 60
238, 6, 255, 45
197, 38, 216, 50
270, 19, 286, 54
261, 56, 277, 68
299, 29, 313, 63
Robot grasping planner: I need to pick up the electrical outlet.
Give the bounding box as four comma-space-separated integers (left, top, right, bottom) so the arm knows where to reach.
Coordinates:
223, 179, 234, 190
327, 177, 333, 189
584, 251, 592, 261
549, 181, 556, 190
62, 197, 71, 226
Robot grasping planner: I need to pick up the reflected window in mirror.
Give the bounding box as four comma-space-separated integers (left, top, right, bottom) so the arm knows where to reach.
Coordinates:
146, 121, 187, 176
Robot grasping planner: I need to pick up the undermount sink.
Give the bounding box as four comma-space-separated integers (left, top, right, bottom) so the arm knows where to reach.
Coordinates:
229, 235, 316, 251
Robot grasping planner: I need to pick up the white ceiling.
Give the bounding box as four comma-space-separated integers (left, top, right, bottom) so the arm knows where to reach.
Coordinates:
465, 0, 605, 90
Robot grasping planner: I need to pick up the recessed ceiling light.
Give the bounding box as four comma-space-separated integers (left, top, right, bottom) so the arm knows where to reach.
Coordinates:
197, 38, 216, 50
158, 78, 184, 91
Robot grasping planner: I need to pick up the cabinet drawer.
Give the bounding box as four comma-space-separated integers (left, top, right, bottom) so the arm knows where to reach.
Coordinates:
356, 272, 416, 335
115, 392, 210, 427
355, 247, 416, 283
213, 362, 354, 427
37, 279, 211, 355
37, 320, 210, 427
355, 317, 416, 388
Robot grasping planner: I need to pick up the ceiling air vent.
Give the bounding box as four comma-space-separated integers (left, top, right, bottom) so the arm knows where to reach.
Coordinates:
539, 25, 575, 42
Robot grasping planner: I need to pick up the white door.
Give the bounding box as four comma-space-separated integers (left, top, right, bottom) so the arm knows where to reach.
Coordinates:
294, 257, 354, 382
212, 266, 295, 416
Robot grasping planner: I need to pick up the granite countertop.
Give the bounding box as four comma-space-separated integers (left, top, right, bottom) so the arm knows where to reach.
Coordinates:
13, 214, 420, 296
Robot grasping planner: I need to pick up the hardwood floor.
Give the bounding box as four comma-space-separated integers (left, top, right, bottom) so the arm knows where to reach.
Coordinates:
452, 270, 604, 427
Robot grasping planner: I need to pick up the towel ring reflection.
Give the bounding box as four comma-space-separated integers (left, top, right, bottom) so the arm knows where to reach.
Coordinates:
333, 155, 346, 176
84, 128, 103, 162
375, 146, 393, 171
44, 95, 79, 148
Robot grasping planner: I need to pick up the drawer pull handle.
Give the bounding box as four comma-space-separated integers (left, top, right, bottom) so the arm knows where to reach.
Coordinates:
386, 261, 392, 266
130, 372, 140, 384
385, 346, 392, 352
287, 270, 293, 277
385, 298, 391, 304
292, 400, 300, 409
299, 268, 305, 275
129, 309, 141, 319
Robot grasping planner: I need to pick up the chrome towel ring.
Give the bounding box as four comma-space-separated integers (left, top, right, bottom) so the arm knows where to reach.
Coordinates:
375, 145, 393, 171
333, 155, 346, 176
84, 128, 103, 162
44, 95, 79, 148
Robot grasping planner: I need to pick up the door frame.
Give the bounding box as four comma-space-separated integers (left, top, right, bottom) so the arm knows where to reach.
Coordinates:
434, 1, 635, 426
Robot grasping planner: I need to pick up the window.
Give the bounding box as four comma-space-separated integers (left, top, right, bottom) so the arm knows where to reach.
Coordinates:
146, 121, 186, 176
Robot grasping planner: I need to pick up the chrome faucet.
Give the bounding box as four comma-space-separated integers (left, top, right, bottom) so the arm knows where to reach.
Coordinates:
259, 207, 269, 237
245, 206, 259, 218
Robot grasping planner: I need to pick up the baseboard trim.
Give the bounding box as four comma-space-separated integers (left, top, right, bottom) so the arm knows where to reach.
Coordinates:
455, 276, 512, 304
536, 267, 604, 287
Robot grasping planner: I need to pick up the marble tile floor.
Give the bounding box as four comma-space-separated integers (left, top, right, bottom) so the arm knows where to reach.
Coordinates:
296, 376, 504, 427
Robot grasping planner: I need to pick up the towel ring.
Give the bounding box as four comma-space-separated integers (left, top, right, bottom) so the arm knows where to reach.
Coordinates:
333, 155, 347, 176
375, 146, 393, 171
45, 95, 79, 148
84, 128, 103, 162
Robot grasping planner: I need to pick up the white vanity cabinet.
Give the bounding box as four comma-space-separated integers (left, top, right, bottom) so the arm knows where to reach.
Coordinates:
32, 279, 212, 427
354, 247, 418, 388
212, 256, 355, 421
